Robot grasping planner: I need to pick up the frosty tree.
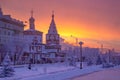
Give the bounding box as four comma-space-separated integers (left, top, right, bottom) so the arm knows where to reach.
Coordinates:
87, 58, 93, 66
0, 53, 14, 78
96, 55, 102, 65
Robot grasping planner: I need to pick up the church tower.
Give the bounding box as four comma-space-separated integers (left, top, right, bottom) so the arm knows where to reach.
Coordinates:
46, 11, 60, 45
29, 10, 35, 30
46, 11, 61, 53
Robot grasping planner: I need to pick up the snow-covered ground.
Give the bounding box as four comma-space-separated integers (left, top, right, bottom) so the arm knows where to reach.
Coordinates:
0, 62, 104, 80
1, 62, 119, 80
71, 66, 120, 80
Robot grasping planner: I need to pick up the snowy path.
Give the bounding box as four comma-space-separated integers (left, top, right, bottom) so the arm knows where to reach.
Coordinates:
0, 63, 74, 80
0, 63, 111, 80
71, 67, 120, 80
19, 65, 102, 80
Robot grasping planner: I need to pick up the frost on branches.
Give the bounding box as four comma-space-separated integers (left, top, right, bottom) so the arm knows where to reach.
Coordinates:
0, 53, 14, 78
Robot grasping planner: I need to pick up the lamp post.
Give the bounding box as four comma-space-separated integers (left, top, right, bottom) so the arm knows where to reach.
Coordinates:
108, 49, 111, 63
14, 52, 16, 65
79, 41, 84, 69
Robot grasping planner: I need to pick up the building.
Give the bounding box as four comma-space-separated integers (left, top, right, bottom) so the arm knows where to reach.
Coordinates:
20, 10, 43, 64
45, 12, 62, 62
46, 12, 61, 52
23, 10, 43, 45
100, 49, 120, 65
0, 8, 63, 64
83, 47, 100, 64
0, 7, 25, 64
65, 46, 100, 64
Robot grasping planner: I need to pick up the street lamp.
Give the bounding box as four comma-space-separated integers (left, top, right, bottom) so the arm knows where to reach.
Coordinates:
79, 41, 84, 69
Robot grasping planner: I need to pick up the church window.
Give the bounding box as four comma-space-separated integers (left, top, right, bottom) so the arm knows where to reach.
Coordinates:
29, 46, 31, 51
0, 30, 1, 35
8, 32, 10, 36
36, 46, 38, 51
4, 24, 6, 28
32, 46, 34, 50
4, 39, 6, 43
38, 46, 40, 50
4, 31, 6, 35
50, 35, 54, 39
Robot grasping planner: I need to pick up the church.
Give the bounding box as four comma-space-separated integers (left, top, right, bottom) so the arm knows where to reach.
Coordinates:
45, 11, 62, 63
0, 7, 64, 65
18, 11, 63, 64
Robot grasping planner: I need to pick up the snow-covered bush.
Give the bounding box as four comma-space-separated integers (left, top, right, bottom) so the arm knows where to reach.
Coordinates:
102, 63, 114, 68
0, 65, 14, 77
96, 56, 102, 65
0, 53, 14, 78
87, 59, 93, 66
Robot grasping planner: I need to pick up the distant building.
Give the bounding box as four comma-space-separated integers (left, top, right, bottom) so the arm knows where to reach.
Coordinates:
66, 46, 100, 64
21, 10, 43, 64
0, 8, 65, 64
100, 49, 120, 65
83, 47, 100, 64
0, 7, 25, 64
112, 53, 120, 65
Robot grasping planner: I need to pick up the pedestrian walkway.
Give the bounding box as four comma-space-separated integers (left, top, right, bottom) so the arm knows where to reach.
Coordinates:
0, 64, 103, 80
20, 65, 102, 80
71, 67, 120, 80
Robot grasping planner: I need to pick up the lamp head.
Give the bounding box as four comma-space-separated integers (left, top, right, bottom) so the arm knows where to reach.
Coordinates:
79, 41, 84, 45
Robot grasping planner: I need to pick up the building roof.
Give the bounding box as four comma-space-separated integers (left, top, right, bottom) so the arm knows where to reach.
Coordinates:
24, 29, 43, 35
29, 10, 35, 30
48, 11, 58, 34
24, 10, 43, 35
0, 7, 24, 27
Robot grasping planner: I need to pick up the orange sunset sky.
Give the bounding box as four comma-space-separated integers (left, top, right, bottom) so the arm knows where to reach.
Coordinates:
1, 0, 120, 52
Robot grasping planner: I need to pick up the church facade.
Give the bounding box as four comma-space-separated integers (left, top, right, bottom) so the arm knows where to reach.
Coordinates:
21, 11, 63, 64
0, 8, 63, 64
45, 12, 61, 63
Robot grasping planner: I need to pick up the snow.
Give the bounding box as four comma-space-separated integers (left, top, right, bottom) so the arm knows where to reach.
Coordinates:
0, 63, 103, 80
71, 66, 120, 80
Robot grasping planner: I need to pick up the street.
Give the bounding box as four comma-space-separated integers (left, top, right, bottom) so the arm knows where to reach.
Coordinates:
70, 67, 120, 80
